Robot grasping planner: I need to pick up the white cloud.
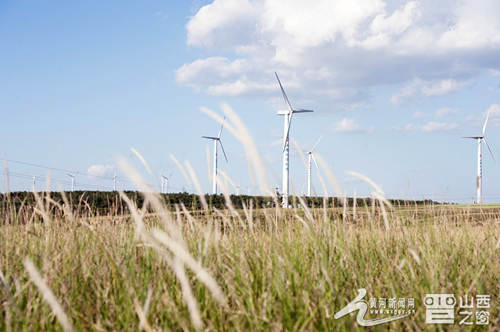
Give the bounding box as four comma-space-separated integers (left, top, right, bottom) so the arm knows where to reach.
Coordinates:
413, 111, 425, 119
461, 104, 500, 129
87, 165, 115, 179
421, 121, 462, 133
490, 69, 500, 77
179, 0, 500, 106
390, 120, 463, 133
331, 118, 372, 133
391, 78, 466, 105
435, 108, 458, 118
422, 80, 464, 97
176, 57, 250, 90
485, 103, 500, 127
360, 1, 421, 49
390, 123, 418, 132
186, 0, 260, 50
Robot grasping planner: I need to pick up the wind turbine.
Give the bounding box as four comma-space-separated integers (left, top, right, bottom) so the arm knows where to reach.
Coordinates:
31, 174, 42, 192
306, 135, 322, 197
275, 72, 313, 208
463, 110, 496, 204
202, 117, 228, 194
161, 173, 173, 194
67, 172, 78, 192
112, 173, 118, 191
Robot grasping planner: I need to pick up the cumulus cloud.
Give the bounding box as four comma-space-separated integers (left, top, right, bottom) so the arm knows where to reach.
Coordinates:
87, 165, 115, 179
178, 0, 500, 107
331, 118, 373, 133
485, 103, 500, 127
460, 104, 500, 128
435, 108, 458, 118
391, 78, 466, 105
421, 121, 462, 133
186, 0, 260, 50
413, 111, 425, 118
389, 121, 462, 133
422, 80, 464, 97
390, 123, 418, 132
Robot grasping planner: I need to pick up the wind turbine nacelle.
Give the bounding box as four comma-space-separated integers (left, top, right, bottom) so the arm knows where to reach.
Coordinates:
277, 109, 314, 115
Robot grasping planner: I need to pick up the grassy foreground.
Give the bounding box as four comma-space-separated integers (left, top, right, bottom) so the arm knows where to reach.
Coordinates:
1, 195, 500, 331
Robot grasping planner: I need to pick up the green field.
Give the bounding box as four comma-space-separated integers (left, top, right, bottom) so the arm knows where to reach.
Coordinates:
1, 189, 500, 331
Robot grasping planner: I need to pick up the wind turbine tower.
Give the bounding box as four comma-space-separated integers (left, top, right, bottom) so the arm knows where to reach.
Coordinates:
275, 72, 313, 208
161, 173, 173, 194
306, 135, 322, 197
31, 174, 42, 192
202, 117, 228, 194
113, 173, 118, 191
67, 172, 78, 192
463, 110, 496, 204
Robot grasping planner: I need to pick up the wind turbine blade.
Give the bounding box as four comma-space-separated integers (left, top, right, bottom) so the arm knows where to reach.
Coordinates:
483, 110, 491, 136
219, 140, 228, 163
283, 114, 293, 152
168, 173, 173, 179
218, 116, 226, 139
311, 135, 323, 153
283, 120, 292, 152
67, 173, 73, 177
275, 72, 293, 112
462, 136, 482, 139
294, 109, 314, 113
311, 153, 320, 173
483, 138, 496, 164
202, 136, 218, 140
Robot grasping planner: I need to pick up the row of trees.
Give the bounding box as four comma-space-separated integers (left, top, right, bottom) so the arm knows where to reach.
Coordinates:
0, 190, 438, 219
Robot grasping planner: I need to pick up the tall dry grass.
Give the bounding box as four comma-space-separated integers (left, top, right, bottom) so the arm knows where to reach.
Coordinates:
1, 104, 499, 331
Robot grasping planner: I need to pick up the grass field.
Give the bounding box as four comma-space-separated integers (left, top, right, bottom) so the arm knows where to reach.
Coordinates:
1, 190, 500, 331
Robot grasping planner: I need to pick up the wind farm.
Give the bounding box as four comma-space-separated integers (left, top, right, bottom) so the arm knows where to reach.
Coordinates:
2, 1, 500, 331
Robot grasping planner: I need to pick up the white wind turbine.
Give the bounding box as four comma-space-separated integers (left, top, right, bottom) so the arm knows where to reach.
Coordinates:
306, 135, 322, 197
31, 174, 42, 192
161, 173, 173, 194
275, 72, 313, 208
67, 172, 78, 192
112, 173, 118, 191
202, 117, 228, 194
463, 110, 496, 204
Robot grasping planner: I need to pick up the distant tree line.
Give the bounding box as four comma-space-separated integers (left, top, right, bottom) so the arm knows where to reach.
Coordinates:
0, 190, 439, 221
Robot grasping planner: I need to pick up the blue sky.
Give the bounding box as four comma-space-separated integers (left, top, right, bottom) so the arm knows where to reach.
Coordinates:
1, 0, 500, 203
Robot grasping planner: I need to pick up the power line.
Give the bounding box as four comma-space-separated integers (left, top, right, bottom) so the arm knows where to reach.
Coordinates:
0, 169, 194, 194
2, 158, 192, 192
3, 159, 122, 181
